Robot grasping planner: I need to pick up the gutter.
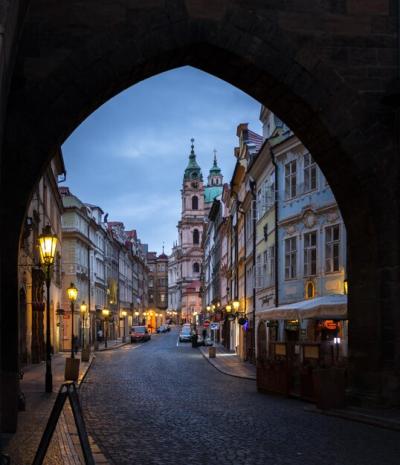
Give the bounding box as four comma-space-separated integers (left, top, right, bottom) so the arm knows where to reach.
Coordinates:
270, 146, 279, 308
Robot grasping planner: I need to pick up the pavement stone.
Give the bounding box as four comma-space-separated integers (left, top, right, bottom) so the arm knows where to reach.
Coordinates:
79, 329, 400, 465
1, 352, 107, 465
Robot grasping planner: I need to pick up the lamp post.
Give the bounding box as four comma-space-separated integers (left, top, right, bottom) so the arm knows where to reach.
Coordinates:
121, 310, 127, 342
38, 225, 58, 393
80, 301, 87, 347
67, 283, 78, 358
102, 308, 110, 348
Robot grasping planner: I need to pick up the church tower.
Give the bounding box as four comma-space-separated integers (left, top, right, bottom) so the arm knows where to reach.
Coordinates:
177, 139, 205, 322
204, 150, 224, 216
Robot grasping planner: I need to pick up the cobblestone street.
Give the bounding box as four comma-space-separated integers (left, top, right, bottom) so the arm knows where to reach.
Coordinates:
80, 328, 399, 465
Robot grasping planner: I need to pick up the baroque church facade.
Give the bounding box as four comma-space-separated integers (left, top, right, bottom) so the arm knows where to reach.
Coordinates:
168, 140, 223, 323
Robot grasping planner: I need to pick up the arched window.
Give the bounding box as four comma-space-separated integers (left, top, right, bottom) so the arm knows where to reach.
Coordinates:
193, 229, 199, 244
192, 196, 198, 210
193, 262, 200, 273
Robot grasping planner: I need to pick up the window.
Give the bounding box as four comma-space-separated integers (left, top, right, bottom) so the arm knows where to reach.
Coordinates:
255, 254, 263, 288
304, 231, 317, 276
193, 262, 200, 273
285, 237, 297, 279
305, 281, 315, 299
269, 246, 275, 283
192, 196, 198, 210
325, 225, 340, 272
304, 153, 317, 192
160, 294, 165, 303
263, 250, 268, 285
285, 160, 297, 200
193, 229, 199, 244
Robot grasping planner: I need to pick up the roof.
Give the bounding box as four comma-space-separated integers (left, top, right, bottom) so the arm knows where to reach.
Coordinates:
247, 129, 264, 152
258, 294, 347, 320
204, 185, 223, 203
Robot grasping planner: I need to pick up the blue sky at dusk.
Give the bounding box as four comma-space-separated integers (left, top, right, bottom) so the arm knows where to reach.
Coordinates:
61, 66, 262, 254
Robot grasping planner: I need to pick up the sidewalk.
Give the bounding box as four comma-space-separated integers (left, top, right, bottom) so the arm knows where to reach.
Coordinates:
94, 337, 130, 352
198, 344, 256, 380
1, 352, 109, 465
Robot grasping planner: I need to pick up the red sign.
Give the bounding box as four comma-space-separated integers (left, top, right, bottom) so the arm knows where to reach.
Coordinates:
203, 320, 210, 328
63, 315, 70, 319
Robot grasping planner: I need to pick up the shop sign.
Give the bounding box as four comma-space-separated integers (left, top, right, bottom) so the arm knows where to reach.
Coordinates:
322, 320, 338, 330
285, 319, 299, 331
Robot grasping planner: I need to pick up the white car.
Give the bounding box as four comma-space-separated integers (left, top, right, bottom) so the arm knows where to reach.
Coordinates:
179, 326, 193, 342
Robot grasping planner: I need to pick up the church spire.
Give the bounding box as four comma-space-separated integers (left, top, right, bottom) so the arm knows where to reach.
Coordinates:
183, 138, 203, 182
207, 149, 223, 187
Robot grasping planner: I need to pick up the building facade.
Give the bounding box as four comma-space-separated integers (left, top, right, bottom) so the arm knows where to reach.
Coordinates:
18, 151, 65, 364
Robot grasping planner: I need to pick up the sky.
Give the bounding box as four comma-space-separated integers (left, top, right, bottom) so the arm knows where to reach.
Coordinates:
61, 66, 262, 255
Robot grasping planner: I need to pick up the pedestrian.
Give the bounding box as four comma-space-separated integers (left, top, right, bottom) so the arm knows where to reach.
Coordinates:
202, 328, 207, 343
97, 328, 103, 342
191, 330, 198, 348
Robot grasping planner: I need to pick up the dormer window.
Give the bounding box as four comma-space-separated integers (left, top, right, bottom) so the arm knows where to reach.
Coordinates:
192, 196, 198, 210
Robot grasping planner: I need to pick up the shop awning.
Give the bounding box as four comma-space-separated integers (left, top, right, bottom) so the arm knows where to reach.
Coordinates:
258, 294, 347, 320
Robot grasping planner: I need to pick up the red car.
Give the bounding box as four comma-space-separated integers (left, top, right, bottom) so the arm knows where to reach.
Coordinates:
129, 326, 151, 343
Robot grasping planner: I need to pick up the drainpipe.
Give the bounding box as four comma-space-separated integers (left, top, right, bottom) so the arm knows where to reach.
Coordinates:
249, 179, 257, 363
270, 146, 279, 308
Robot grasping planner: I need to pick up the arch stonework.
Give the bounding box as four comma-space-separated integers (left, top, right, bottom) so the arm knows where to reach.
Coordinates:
1, 0, 399, 431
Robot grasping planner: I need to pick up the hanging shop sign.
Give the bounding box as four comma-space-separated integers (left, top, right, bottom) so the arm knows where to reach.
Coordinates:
321, 320, 339, 331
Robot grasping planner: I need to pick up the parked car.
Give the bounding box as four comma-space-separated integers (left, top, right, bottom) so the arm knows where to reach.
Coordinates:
130, 326, 151, 343
156, 325, 168, 333
179, 326, 193, 342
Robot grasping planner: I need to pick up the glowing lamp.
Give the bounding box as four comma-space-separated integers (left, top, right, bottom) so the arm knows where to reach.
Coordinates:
226, 305, 232, 313
134, 311, 139, 316
232, 300, 240, 312
121, 310, 127, 317
102, 308, 110, 317
206, 306, 211, 311
80, 301, 87, 314
343, 279, 348, 295
38, 225, 58, 266
67, 283, 78, 302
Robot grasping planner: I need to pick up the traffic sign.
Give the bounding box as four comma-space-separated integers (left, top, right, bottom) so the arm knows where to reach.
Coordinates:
203, 320, 211, 328
210, 322, 219, 330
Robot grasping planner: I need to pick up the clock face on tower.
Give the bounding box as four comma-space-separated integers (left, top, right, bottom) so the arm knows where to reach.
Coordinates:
191, 181, 198, 189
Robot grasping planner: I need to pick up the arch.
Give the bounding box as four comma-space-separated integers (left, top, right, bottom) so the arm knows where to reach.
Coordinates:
193, 262, 200, 274
257, 321, 267, 362
192, 196, 198, 210
1, 1, 399, 431
193, 229, 200, 245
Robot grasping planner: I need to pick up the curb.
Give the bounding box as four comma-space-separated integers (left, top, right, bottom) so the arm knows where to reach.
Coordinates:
95, 341, 130, 352
198, 347, 256, 381
78, 354, 96, 388
304, 405, 400, 432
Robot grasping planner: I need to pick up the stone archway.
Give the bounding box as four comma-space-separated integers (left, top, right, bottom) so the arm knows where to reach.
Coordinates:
1, 0, 399, 431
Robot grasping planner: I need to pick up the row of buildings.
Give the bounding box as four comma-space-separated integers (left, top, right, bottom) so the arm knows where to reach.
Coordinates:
168, 105, 348, 399
18, 155, 167, 365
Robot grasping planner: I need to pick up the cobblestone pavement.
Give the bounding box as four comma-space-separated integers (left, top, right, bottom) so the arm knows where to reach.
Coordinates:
80, 329, 400, 465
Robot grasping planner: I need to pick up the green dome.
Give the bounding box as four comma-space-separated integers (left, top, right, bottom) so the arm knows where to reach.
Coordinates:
184, 139, 203, 182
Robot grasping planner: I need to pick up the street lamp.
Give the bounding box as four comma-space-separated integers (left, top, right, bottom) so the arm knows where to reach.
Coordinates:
102, 308, 110, 348
80, 301, 87, 348
121, 310, 127, 342
67, 283, 78, 359
225, 305, 232, 313
232, 300, 240, 312
38, 225, 58, 393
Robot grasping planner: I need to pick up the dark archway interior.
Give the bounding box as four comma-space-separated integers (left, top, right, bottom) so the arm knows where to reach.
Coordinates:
1, 0, 399, 432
